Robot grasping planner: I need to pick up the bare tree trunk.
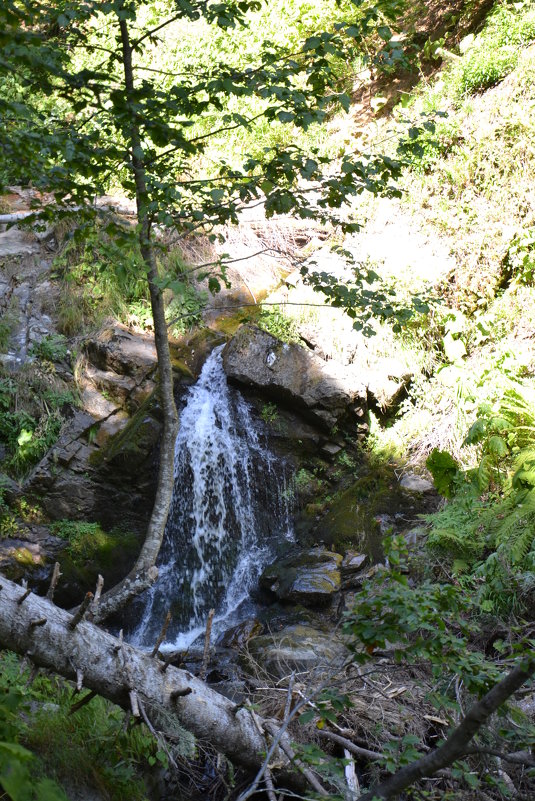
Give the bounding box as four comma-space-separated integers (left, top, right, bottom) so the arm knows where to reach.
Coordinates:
94, 12, 179, 621
0, 576, 276, 770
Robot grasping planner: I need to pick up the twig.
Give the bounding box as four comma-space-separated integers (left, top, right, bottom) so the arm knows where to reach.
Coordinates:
264, 721, 328, 797
76, 668, 84, 692
359, 655, 535, 801
69, 690, 97, 715
200, 608, 215, 681
46, 562, 62, 601
235, 690, 320, 801
264, 766, 278, 801
68, 592, 93, 630
25, 664, 39, 688
129, 690, 140, 717
88, 575, 104, 621
151, 610, 172, 658
170, 687, 193, 701
316, 729, 384, 761
17, 588, 31, 605
29, 618, 47, 629
284, 672, 295, 721
138, 697, 177, 769
344, 749, 360, 800
462, 747, 535, 767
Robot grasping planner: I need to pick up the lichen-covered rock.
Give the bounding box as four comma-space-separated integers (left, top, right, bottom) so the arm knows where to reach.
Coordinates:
260, 547, 342, 607
399, 473, 434, 493
222, 325, 366, 430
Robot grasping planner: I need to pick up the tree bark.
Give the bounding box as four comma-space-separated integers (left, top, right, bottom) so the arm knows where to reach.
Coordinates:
0, 576, 278, 770
93, 11, 179, 621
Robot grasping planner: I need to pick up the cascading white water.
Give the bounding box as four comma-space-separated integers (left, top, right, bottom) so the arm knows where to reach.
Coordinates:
130, 345, 293, 650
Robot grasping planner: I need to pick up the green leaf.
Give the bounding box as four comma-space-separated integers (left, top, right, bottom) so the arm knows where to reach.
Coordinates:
487, 436, 508, 459
478, 456, 493, 491
426, 449, 460, 498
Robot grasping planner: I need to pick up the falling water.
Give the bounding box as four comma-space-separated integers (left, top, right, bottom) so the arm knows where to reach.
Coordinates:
130, 345, 293, 650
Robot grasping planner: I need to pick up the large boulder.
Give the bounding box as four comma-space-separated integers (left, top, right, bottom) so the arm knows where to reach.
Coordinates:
84, 323, 157, 381
246, 624, 346, 679
260, 547, 342, 607
222, 325, 367, 429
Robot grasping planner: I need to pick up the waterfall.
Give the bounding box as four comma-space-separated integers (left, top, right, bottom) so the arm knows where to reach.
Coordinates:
130, 345, 293, 650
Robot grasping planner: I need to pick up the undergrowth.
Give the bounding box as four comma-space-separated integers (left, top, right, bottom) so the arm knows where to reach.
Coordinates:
49, 520, 138, 565
424, 382, 535, 616
0, 651, 158, 800
0, 364, 77, 479
395, 0, 535, 307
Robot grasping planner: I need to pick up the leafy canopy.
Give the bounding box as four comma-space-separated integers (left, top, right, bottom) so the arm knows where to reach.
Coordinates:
0, 0, 420, 324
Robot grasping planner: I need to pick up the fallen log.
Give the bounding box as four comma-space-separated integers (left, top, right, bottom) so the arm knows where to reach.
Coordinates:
0, 576, 277, 771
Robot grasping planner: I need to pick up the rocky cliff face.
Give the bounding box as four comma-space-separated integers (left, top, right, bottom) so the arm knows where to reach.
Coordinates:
222, 324, 368, 431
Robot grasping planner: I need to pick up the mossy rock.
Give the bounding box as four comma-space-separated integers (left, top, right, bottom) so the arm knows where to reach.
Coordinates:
314, 465, 424, 559
169, 328, 226, 378
91, 392, 161, 472
51, 520, 141, 606
245, 623, 346, 679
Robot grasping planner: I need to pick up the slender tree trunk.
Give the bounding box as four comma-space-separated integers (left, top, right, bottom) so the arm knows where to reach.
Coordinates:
95, 13, 179, 621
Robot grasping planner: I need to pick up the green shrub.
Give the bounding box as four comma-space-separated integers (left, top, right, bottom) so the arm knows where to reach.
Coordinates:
504, 226, 535, 285
425, 385, 535, 614
0, 310, 14, 353
29, 334, 68, 363
55, 223, 147, 335
455, 47, 517, 95
258, 305, 300, 342
166, 285, 208, 337
0, 652, 154, 801
447, 2, 535, 98
49, 520, 136, 563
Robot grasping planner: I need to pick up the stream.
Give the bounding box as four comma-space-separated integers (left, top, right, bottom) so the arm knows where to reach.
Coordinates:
129, 346, 293, 650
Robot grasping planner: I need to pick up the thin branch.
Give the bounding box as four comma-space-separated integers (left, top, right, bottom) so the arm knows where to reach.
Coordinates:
235, 691, 320, 801
69, 689, 97, 715
462, 747, 535, 767
316, 729, 385, 761
46, 562, 62, 601
132, 13, 182, 49
147, 110, 267, 166
200, 608, 215, 681
265, 722, 328, 797
151, 610, 172, 658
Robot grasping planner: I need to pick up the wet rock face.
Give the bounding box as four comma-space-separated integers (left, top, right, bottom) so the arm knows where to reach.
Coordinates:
260, 547, 342, 607
222, 325, 367, 430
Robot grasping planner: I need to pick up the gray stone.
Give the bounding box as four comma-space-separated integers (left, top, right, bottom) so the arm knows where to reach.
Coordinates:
399, 473, 434, 493
341, 551, 367, 574
320, 442, 342, 459
84, 323, 157, 380
223, 325, 366, 429
0, 473, 21, 502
